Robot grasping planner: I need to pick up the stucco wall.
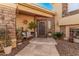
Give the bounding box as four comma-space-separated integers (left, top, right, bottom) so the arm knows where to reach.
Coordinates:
65, 26, 70, 39
59, 14, 79, 25
16, 14, 34, 31
53, 3, 62, 32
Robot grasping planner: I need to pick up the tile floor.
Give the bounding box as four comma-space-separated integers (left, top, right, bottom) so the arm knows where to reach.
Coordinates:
16, 38, 59, 56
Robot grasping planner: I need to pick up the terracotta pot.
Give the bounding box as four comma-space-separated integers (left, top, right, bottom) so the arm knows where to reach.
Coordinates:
3, 46, 12, 54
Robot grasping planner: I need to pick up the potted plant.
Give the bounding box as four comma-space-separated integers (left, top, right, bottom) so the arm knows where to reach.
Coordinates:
3, 26, 12, 54
16, 28, 23, 45
52, 32, 64, 40
28, 21, 37, 37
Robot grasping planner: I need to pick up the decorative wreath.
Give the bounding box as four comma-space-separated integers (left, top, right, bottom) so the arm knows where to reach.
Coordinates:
23, 20, 28, 24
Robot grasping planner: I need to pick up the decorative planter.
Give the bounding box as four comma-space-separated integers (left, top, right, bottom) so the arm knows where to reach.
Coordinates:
31, 32, 35, 37
35, 32, 37, 37
27, 32, 32, 38
73, 38, 79, 43
48, 32, 52, 37
64, 37, 68, 40
3, 46, 12, 54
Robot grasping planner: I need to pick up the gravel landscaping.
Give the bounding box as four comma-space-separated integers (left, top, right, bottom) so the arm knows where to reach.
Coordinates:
56, 40, 79, 56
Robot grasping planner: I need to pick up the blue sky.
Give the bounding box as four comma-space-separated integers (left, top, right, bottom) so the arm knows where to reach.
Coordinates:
68, 3, 79, 12
36, 3, 79, 11
36, 3, 53, 10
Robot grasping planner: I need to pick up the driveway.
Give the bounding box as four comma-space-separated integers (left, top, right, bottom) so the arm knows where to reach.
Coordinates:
16, 38, 59, 56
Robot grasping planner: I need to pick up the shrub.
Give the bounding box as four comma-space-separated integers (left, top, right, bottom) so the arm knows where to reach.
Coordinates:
52, 32, 64, 40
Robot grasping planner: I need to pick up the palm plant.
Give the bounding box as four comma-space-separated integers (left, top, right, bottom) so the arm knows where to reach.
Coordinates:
28, 21, 37, 30
28, 21, 37, 37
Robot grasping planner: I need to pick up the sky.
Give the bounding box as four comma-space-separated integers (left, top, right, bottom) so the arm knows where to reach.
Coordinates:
68, 3, 79, 12
36, 3, 54, 10
36, 3, 79, 12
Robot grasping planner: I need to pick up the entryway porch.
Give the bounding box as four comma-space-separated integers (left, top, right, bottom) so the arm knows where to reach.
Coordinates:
16, 38, 59, 56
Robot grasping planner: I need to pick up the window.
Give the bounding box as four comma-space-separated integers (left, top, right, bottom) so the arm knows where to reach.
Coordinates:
48, 20, 51, 30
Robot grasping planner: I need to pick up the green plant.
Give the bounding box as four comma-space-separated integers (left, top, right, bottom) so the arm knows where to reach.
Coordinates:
16, 28, 23, 42
0, 25, 11, 47
4, 32, 11, 47
52, 32, 64, 39
4, 25, 11, 47
0, 28, 5, 41
28, 21, 37, 30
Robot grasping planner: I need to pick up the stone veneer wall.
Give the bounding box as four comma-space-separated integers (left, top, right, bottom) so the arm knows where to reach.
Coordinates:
0, 4, 16, 48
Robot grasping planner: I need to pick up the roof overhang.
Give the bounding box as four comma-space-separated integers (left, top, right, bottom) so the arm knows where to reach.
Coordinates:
17, 3, 56, 18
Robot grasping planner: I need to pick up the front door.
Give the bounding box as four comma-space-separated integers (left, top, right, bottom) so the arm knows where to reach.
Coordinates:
37, 21, 46, 37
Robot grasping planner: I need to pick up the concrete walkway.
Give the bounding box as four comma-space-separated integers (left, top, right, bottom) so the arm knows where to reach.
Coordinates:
16, 38, 59, 56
